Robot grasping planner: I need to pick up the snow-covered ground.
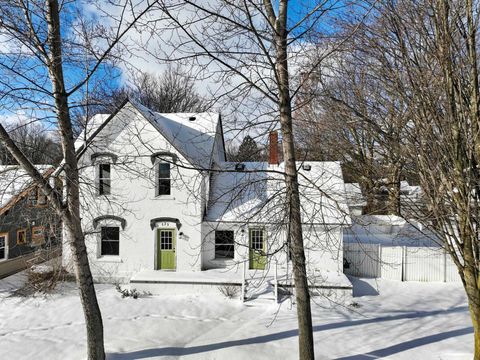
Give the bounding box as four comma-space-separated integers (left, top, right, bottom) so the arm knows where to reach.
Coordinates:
0, 273, 472, 359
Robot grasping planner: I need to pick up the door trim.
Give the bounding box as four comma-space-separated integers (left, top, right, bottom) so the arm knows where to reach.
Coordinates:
156, 228, 176, 270
249, 228, 266, 270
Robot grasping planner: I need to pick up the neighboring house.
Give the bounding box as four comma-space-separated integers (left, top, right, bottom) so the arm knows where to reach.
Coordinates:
344, 183, 367, 216
63, 99, 351, 291
0, 165, 62, 265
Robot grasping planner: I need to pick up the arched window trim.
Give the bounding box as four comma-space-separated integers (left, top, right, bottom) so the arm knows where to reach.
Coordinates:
150, 217, 182, 230
150, 151, 178, 165
93, 215, 127, 230
91, 152, 118, 165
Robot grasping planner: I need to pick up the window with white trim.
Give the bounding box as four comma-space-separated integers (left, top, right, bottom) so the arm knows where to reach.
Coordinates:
100, 226, 119, 256
214, 230, 234, 258
0, 234, 6, 260
98, 163, 111, 195
156, 162, 171, 196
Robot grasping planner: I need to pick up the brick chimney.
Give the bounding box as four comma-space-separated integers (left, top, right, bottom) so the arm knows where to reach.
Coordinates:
269, 131, 279, 165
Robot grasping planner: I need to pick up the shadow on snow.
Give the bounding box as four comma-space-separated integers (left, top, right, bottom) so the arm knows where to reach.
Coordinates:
107, 306, 470, 359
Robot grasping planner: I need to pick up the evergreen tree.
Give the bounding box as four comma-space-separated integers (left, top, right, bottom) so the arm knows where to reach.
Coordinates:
235, 135, 261, 162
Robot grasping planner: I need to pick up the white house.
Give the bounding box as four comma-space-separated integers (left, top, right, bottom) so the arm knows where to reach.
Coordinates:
344, 183, 367, 216
63, 99, 352, 295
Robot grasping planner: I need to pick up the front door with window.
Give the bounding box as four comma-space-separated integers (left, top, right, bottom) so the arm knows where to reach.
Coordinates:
157, 229, 176, 270
249, 229, 266, 270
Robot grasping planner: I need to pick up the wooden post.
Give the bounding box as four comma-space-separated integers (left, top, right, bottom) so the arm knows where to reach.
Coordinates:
241, 259, 246, 302
274, 259, 279, 303
443, 248, 447, 282
377, 243, 382, 278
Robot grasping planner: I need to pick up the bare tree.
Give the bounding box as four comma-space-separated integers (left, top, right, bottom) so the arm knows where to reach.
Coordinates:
70, 65, 207, 138
0, 120, 62, 165
127, 66, 207, 113
296, 38, 414, 216
320, 0, 480, 356
0, 1, 158, 358
140, 1, 368, 358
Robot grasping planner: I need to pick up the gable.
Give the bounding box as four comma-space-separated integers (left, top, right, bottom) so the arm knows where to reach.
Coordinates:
77, 100, 223, 170
0, 165, 54, 214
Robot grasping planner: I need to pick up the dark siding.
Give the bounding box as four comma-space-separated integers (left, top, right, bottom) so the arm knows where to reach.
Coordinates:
0, 195, 62, 260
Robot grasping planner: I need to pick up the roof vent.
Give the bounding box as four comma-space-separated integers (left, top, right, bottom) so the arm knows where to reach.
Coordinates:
188, 116, 196, 121
302, 164, 311, 171
235, 163, 246, 171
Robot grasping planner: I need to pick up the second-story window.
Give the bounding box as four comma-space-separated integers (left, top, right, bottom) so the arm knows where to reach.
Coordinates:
37, 188, 47, 206
28, 187, 47, 207
98, 163, 111, 195
157, 162, 171, 196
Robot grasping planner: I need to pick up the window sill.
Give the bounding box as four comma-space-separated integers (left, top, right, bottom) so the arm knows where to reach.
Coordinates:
212, 257, 235, 263
97, 256, 122, 263
153, 196, 175, 201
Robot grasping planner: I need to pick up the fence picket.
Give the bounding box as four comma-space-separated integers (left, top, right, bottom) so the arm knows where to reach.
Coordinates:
344, 243, 461, 282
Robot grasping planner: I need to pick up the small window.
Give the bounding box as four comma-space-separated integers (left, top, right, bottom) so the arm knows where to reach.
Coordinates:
98, 163, 111, 195
55, 177, 63, 199
215, 230, 234, 258
37, 189, 47, 206
157, 162, 171, 196
28, 189, 37, 207
250, 229, 265, 251
0, 234, 6, 260
17, 229, 27, 245
28, 188, 48, 207
159, 230, 174, 250
101, 226, 119, 256
32, 226, 45, 246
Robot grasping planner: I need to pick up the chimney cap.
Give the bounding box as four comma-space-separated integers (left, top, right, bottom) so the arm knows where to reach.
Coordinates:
302, 164, 311, 171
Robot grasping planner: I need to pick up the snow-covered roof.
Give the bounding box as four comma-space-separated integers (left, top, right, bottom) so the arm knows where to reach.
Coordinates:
400, 181, 422, 198
344, 214, 439, 247
0, 165, 53, 209
74, 114, 110, 151
132, 101, 219, 169
206, 161, 351, 225
344, 183, 367, 208
75, 100, 220, 169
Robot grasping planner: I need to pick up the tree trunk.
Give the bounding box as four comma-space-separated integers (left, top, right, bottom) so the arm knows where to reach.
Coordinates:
362, 180, 377, 215
469, 304, 480, 360
64, 216, 105, 360
464, 268, 480, 360
281, 119, 315, 360
275, 1, 314, 359
387, 163, 401, 216
45, 1, 105, 358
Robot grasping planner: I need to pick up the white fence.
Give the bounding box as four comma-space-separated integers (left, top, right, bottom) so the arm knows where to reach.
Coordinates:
344, 243, 461, 282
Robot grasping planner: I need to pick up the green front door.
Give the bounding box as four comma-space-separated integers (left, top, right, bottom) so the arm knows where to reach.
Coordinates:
249, 228, 266, 270
157, 229, 176, 270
